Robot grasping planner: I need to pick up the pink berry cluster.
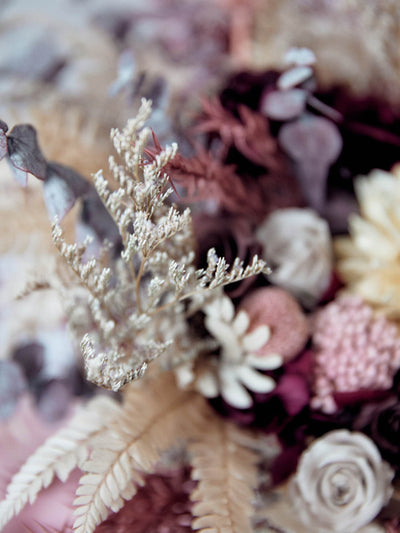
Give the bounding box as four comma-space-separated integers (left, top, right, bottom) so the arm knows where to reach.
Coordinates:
311, 296, 400, 413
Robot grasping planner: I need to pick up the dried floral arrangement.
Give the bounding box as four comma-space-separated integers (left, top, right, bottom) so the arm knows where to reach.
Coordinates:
3, 43, 400, 533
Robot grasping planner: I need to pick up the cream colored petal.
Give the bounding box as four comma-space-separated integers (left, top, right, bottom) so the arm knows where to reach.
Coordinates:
246, 353, 283, 370
232, 310, 250, 336
236, 365, 276, 393
196, 371, 219, 398
242, 325, 270, 352
205, 316, 242, 362
220, 366, 253, 409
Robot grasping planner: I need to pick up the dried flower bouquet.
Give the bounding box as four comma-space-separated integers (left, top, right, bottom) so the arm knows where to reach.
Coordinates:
3, 47, 400, 533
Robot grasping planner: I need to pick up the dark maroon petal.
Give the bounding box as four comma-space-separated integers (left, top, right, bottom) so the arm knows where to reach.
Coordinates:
333, 389, 391, 408
95, 467, 193, 532
275, 374, 310, 416
192, 213, 261, 298
319, 271, 344, 304
323, 190, 359, 234
269, 444, 304, 485
285, 349, 314, 378
7, 124, 47, 180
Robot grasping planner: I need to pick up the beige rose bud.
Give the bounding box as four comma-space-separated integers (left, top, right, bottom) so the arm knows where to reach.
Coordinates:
290, 430, 394, 532
257, 208, 332, 308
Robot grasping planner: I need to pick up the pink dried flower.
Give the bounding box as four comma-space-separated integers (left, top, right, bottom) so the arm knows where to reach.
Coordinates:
239, 287, 309, 363
311, 296, 400, 413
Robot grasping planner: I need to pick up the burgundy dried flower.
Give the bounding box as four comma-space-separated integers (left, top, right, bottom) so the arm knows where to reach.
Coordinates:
354, 397, 400, 468
209, 347, 312, 445
95, 467, 194, 533
311, 296, 400, 413
192, 213, 261, 298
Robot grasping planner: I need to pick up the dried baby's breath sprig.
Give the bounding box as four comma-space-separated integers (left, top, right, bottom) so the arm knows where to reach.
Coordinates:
53, 98, 267, 391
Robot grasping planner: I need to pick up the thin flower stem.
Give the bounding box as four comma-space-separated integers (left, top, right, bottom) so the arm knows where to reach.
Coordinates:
308, 94, 400, 146
307, 94, 344, 122
135, 257, 146, 313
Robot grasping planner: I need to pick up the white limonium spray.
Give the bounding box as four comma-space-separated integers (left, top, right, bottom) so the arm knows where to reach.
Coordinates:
51, 98, 268, 392
193, 294, 283, 409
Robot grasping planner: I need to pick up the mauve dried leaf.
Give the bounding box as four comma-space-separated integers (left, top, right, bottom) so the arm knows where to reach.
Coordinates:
43, 162, 91, 221
7, 124, 47, 181
278, 115, 342, 164
0, 130, 7, 162
36, 379, 73, 423
12, 342, 45, 382
80, 189, 121, 251
0, 361, 27, 420
295, 160, 329, 211
261, 89, 307, 121
277, 66, 313, 90
279, 116, 342, 210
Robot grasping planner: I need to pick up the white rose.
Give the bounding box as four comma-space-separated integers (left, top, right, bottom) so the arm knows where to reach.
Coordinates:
256, 208, 332, 308
290, 430, 394, 533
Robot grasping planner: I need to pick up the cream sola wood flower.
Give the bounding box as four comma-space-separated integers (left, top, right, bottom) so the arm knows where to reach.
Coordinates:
290, 430, 394, 533
256, 208, 333, 308
200, 294, 281, 409
178, 288, 309, 409
335, 166, 400, 318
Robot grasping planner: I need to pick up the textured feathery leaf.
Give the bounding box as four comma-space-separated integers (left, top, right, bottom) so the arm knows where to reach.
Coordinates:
73, 371, 209, 533
189, 417, 259, 533
0, 396, 120, 530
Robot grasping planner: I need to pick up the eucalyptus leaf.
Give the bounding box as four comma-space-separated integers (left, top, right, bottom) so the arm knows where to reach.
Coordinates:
7, 124, 47, 180
43, 162, 91, 220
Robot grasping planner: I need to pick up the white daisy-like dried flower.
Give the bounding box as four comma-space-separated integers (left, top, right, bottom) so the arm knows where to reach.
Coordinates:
192, 294, 283, 409
335, 167, 400, 318
290, 430, 394, 533
257, 208, 333, 308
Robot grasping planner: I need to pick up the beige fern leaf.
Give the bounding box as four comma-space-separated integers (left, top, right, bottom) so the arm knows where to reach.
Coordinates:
73, 371, 209, 533
0, 396, 120, 531
189, 417, 259, 533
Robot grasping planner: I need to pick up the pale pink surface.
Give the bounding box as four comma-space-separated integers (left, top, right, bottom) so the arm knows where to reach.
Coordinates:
239, 287, 309, 362
311, 296, 400, 413
0, 395, 79, 533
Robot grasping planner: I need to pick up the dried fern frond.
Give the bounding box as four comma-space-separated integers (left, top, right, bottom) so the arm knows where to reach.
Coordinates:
0, 396, 119, 531
196, 98, 280, 169
73, 371, 209, 533
189, 417, 259, 533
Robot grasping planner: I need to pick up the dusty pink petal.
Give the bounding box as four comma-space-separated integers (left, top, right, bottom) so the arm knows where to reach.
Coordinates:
239, 287, 309, 362
0, 395, 79, 533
